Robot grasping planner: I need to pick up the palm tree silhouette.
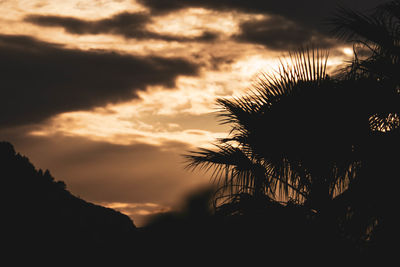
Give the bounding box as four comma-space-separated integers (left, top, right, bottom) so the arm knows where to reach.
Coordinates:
185, 47, 397, 260
184, 1, 399, 260
186, 48, 368, 215
329, 0, 400, 256
331, 0, 400, 131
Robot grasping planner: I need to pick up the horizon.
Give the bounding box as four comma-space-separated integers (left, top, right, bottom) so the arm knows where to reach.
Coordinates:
0, 0, 384, 227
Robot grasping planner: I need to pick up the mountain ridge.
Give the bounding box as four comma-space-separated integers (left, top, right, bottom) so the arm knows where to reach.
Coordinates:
1, 141, 137, 260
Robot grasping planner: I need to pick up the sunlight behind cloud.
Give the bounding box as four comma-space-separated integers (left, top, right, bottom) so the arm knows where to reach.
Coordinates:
232, 55, 281, 81
1, 0, 146, 19
146, 8, 259, 37
343, 47, 354, 56
29, 109, 227, 148
0, 1, 268, 61
25, 52, 282, 147
0, 0, 149, 51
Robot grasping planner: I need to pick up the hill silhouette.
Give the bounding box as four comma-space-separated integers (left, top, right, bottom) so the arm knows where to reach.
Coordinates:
1, 141, 137, 263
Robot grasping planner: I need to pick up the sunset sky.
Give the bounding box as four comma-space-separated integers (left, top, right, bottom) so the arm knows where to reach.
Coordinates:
0, 0, 383, 226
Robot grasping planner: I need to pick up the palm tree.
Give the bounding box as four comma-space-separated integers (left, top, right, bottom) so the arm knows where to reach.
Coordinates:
330, 0, 400, 132
329, 0, 400, 255
184, 2, 399, 258
185, 48, 366, 215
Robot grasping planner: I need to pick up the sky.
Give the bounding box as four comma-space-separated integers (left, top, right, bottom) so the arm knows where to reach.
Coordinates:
0, 0, 384, 226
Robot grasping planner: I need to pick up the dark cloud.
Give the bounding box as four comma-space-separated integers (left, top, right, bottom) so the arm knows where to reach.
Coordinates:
23, 2, 384, 51
138, 0, 383, 49
0, 34, 199, 128
25, 12, 219, 42
25, 12, 149, 35
234, 16, 337, 50
138, 0, 383, 26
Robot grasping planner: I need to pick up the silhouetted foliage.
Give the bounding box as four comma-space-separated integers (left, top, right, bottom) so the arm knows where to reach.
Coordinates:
184, 2, 399, 263
329, 0, 400, 260
1, 141, 137, 263
330, 1, 400, 134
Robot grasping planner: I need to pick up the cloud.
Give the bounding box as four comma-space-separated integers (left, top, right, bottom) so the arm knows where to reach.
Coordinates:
234, 16, 337, 50
138, 0, 382, 25
138, 0, 382, 48
24, 12, 219, 42
25, 12, 148, 35
0, 34, 199, 128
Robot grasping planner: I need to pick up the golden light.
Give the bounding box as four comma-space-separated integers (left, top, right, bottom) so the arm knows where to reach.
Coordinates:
343, 47, 354, 56
146, 8, 259, 37
1, 0, 353, 154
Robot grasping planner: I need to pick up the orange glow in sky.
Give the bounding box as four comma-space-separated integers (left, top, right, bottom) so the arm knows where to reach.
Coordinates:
0, 0, 358, 226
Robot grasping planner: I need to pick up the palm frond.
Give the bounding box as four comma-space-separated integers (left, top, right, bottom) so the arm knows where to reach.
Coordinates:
184, 47, 366, 212
330, 7, 391, 44
185, 144, 266, 196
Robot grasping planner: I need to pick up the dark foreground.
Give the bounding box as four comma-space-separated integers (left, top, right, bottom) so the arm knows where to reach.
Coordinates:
1, 141, 395, 265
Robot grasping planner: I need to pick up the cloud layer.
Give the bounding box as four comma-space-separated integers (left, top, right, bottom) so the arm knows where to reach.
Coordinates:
234, 16, 337, 50
25, 12, 219, 42
138, 0, 382, 26
0, 34, 199, 128
137, 0, 382, 46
